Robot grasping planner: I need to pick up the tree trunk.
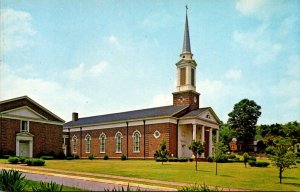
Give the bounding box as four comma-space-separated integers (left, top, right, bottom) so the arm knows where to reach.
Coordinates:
216, 162, 218, 175
279, 167, 282, 184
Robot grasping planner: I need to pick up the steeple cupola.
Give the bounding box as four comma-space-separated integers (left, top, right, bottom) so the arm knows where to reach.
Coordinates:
173, 6, 200, 110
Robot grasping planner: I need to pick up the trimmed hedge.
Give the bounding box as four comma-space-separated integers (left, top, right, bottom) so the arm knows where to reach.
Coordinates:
121, 155, 127, 160
178, 158, 189, 162
248, 161, 269, 167
207, 156, 213, 162
104, 155, 109, 160
155, 157, 168, 162
168, 157, 178, 162
88, 154, 94, 160
40, 156, 54, 160
25, 159, 45, 166
8, 157, 19, 164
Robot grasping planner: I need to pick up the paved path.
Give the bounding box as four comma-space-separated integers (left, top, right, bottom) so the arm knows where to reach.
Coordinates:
0, 164, 249, 191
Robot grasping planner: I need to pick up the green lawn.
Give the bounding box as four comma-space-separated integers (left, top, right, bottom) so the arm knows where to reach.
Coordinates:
1, 158, 299, 191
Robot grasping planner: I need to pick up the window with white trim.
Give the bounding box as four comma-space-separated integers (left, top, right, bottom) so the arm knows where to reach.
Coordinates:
85, 134, 91, 153
21, 120, 29, 132
72, 135, 77, 153
132, 130, 141, 153
99, 133, 106, 153
115, 132, 123, 153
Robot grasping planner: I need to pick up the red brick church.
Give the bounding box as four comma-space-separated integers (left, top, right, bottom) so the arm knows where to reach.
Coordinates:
63, 9, 220, 159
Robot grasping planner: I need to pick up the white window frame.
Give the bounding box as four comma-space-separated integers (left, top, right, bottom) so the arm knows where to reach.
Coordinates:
153, 130, 161, 139
99, 133, 106, 153
72, 135, 77, 154
132, 130, 141, 153
115, 131, 123, 153
20, 120, 29, 132
85, 134, 91, 153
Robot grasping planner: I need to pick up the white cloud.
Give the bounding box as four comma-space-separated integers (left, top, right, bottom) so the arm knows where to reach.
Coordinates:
66, 61, 108, 80
225, 69, 242, 80
149, 94, 172, 107
106, 35, 123, 51
1, 8, 36, 51
236, 0, 267, 16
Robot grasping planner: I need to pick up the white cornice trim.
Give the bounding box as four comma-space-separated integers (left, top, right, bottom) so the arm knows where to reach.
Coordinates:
1, 106, 48, 120
1, 115, 64, 126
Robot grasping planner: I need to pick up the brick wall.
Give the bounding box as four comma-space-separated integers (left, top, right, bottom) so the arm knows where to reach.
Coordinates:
0, 117, 63, 157
173, 91, 200, 110
68, 122, 178, 159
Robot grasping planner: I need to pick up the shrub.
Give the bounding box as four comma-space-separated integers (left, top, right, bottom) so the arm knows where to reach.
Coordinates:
228, 154, 236, 159
296, 160, 300, 164
216, 155, 228, 163
207, 156, 214, 162
168, 157, 178, 162
40, 156, 54, 160
32, 181, 63, 192
155, 157, 168, 162
248, 161, 269, 167
74, 155, 80, 159
18, 156, 27, 164
0, 169, 27, 191
179, 183, 222, 192
121, 155, 127, 160
248, 156, 257, 162
104, 184, 142, 192
25, 159, 45, 166
88, 154, 95, 160
178, 158, 189, 162
8, 157, 19, 164
189, 158, 194, 162
57, 151, 66, 159
104, 155, 109, 160
66, 156, 73, 160
2, 155, 11, 159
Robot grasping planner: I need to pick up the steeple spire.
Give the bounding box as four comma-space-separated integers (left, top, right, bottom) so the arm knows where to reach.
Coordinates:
182, 5, 191, 53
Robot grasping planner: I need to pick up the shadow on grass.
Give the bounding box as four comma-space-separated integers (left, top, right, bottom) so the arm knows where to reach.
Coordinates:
219, 174, 234, 178
284, 183, 300, 187
282, 176, 297, 180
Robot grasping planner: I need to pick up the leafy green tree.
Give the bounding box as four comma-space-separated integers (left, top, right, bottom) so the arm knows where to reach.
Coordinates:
242, 152, 249, 168
212, 142, 228, 175
154, 139, 170, 165
228, 99, 261, 151
268, 138, 297, 184
282, 121, 300, 144
219, 124, 236, 148
189, 140, 205, 171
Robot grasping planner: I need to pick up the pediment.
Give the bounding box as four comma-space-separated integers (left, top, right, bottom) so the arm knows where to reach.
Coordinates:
2, 106, 47, 120
16, 132, 34, 137
198, 109, 220, 124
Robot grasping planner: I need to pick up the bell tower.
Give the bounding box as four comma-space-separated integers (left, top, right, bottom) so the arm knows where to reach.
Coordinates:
173, 6, 200, 110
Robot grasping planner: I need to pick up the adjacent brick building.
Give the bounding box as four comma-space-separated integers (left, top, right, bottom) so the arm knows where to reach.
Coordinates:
0, 96, 65, 157
63, 10, 221, 159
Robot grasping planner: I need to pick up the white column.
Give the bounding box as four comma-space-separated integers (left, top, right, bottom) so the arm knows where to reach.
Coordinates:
216, 129, 219, 142
186, 66, 191, 85
192, 124, 196, 140
16, 139, 20, 156
29, 140, 33, 158
209, 128, 213, 157
201, 126, 205, 158
177, 68, 180, 87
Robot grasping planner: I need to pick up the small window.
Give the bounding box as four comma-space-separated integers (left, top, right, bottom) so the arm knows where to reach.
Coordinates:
72, 135, 77, 154
180, 68, 186, 85
153, 130, 161, 139
132, 130, 141, 153
115, 132, 123, 153
191, 68, 195, 86
85, 134, 91, 153
21, 121, 29, 132
99, 133, 106, 153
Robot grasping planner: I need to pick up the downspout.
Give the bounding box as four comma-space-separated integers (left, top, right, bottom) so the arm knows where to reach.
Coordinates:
176, 119, 179, 158
126, 122, 128, 159
143, 120, 146, 160
80, 127, 82, 158
68, 128, 70, 157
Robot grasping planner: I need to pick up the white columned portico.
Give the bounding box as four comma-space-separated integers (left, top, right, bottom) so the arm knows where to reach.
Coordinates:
192, 124, 196, 140
209, 128, 213, 156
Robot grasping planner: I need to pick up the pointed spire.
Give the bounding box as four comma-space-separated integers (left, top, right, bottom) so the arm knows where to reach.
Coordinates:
182, 5, 191, 53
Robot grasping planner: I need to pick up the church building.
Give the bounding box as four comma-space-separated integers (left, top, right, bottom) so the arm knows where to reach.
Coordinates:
63, 9, 220, 159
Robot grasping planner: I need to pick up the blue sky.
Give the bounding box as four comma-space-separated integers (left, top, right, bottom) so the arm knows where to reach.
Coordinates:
1, 0, 299, 124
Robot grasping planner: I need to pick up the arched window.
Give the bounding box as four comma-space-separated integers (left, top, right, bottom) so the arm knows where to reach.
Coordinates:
72, 135, 77, 153
99, 133, 106, 153
115, 131, 123, 153
132, 130, 141, 153
85, 134, 91, 153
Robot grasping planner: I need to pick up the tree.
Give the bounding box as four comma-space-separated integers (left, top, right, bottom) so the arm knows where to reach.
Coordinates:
268, 137, 297, 184
189, 140, 205, 171
212, 142, 228, 175
219, 124, 236, 148
242, 152, 249, 168
154, 139, 170, 165
228, 99, 261, 151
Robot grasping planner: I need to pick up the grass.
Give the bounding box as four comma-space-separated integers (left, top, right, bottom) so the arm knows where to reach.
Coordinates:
24, 180, 83, 191
1, 158, 299, 191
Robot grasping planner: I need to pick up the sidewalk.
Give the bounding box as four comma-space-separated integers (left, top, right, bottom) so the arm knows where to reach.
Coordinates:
0, 164, 248, 191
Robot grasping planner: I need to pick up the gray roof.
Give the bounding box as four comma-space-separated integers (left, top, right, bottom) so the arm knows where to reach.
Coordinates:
181, 107, 210, 117
182, 12, 191, 53
64, 105, 189, 127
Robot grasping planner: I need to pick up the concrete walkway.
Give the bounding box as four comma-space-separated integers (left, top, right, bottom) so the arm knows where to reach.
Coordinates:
0, 164, 249, 191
